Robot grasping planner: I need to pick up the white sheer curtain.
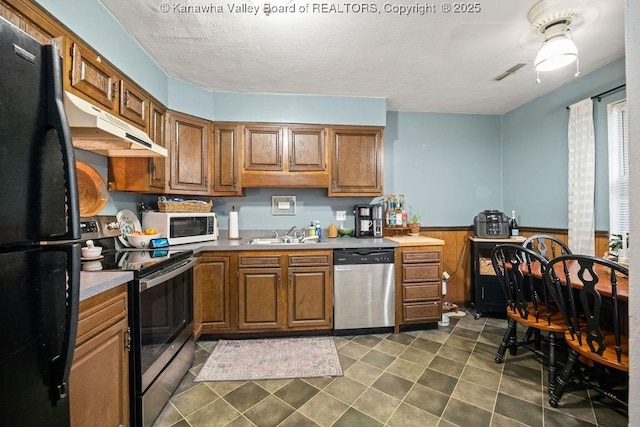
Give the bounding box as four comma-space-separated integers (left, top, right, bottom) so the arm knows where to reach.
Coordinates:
568, 98, 595, 255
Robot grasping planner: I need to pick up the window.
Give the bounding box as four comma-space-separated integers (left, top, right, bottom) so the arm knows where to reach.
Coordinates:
607, 99, 629, 235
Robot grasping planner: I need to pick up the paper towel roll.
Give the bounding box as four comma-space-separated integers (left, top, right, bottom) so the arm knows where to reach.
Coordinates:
229, 211, 239, 239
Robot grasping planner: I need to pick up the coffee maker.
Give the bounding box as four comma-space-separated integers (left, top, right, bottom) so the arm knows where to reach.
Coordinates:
354, 204, 384, 238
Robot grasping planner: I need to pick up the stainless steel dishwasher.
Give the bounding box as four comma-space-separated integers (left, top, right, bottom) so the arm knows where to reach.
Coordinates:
333, 248, 395, 331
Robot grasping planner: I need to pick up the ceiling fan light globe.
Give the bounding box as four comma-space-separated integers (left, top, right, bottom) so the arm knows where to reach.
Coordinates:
535, 37, 578, 72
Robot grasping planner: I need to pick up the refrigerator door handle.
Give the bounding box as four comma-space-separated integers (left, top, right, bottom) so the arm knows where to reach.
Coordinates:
46, 244, 80, 402
45, 44, 80, 241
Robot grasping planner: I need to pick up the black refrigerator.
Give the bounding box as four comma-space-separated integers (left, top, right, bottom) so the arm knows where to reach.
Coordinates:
0, 17, 81, 426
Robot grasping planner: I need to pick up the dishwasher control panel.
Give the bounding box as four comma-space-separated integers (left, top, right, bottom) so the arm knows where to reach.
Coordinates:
333, 248, 395, 265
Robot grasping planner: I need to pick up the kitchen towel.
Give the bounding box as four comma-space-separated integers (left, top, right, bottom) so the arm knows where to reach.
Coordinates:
229, 210, 239, 239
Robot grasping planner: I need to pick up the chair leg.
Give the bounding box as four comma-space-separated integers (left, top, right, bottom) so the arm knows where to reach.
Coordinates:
534, 329, 542, 351
495, 318, 516, 363
548, 332, 557, 395
508, 323, 519, 356
550, 348, 579, 408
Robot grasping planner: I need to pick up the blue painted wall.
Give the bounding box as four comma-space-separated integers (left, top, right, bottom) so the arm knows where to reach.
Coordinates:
385, 111, 502, 226
212, 92, 387, 126
501, 58, 626, 229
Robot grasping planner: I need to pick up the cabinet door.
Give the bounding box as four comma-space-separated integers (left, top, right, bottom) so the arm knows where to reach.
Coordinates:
68, 40, 118, 110
69, 286, 129, 427
119, 80, 148, 129
243, 125, 284, 171
213, 124, 241, 195
288, 126, 326, 171
0, 0, 64, 54
195, 256, 232, 334
69, 318, 129, 427
148, 102, 167, 190
168, 112, 210, 194
329, 127, 383, 196
288, 266, 332, 329
238, 268, 285, 330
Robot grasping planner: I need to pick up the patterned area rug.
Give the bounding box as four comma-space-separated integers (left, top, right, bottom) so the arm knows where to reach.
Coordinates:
195, 337, 343, 382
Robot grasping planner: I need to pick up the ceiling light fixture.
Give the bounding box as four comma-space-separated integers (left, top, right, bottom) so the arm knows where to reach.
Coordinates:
528, 0, 582, 83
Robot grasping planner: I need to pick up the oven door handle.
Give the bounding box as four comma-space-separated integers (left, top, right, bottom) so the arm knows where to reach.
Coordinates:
139, 258, 196, 291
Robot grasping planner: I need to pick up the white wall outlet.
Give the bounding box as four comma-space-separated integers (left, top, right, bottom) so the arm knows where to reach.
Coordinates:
336, 211, 347, 221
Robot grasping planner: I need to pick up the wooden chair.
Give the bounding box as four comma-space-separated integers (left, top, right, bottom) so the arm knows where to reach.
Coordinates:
523, 234, 572, 261
491, 244, 566, 393
545, 254, 628, 410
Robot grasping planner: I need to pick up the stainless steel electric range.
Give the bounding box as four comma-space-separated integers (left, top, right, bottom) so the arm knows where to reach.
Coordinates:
80, 215, 195, 427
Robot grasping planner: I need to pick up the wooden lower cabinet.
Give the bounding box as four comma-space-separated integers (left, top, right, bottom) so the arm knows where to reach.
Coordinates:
195, 250, 333, 335
69, 284, 129, 427
194, 254, 234, 337
239, 267, 285, 330
287, 252, 332, 329
395, 246, 443, 332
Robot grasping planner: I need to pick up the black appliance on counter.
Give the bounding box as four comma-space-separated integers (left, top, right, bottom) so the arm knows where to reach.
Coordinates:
473, 210, 510, 238
80, 215, 195, 427
0, 18, 80, 425
354, 204, 384, 238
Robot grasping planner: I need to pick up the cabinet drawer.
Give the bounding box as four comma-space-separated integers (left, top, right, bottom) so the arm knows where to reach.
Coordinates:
403, 264, 440, 282
403, 301, 441, 322
76, 285, 127, 346
402, 283, 440, 301
402, 251, 440, 264
238, 255, 281, 268
288, 253, 331, 267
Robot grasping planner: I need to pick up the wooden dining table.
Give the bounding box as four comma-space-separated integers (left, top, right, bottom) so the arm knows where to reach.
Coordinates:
524, 260, 629, 301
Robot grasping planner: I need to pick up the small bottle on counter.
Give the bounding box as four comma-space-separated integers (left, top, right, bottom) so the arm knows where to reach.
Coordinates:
509, 210, 519, 236
308, 222, 316, 236
314, 220, 322, 238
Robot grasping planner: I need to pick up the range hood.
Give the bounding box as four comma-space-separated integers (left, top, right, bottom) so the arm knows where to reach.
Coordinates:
64, 92, 168, 157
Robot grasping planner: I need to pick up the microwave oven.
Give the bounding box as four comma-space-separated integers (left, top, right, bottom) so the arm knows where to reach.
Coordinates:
142, 212, 219, 245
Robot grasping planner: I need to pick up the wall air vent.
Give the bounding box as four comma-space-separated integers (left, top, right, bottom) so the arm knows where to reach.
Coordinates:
494, 63, 528, 81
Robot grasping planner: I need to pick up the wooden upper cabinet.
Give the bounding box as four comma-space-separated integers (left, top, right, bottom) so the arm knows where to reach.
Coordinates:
0, 0, 64, 55
148, 102, 167, 190
329, 126, 383, 196
67, 39, 119, 111
241, 124, 329, 188
213, 124, 242, 195
119, 80, 148, 130
288, 126, 326, 171
167, 111, 211, 194
244, 125, 284, 171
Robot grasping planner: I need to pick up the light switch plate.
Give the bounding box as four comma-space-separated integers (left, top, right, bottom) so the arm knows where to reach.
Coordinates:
336, 211, 347, 221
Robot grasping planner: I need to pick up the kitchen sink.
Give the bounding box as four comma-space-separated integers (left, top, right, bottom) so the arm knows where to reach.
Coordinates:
245, 237, 325, 245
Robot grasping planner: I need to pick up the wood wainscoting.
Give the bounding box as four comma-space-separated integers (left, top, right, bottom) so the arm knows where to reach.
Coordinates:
418, 227, 611, 307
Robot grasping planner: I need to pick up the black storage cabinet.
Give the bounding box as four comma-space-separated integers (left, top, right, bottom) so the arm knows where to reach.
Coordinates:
470, 236, 526, 319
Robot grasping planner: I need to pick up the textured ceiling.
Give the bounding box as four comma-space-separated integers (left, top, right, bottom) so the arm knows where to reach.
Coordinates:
97, 0, 625, 114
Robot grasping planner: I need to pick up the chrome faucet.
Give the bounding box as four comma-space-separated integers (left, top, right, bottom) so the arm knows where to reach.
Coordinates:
286, 226, 298, 236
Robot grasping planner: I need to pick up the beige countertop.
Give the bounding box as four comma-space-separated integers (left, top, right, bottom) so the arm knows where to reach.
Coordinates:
384, 235, 445, 246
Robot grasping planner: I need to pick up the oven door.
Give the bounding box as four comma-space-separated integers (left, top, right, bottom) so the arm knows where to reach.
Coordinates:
135, 257, 195, 392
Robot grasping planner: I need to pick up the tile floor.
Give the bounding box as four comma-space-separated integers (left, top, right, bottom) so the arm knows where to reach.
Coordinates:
153, 310, 628, 427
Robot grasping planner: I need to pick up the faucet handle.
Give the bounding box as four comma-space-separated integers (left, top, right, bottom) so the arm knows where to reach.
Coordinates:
271, 231, 279, 238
